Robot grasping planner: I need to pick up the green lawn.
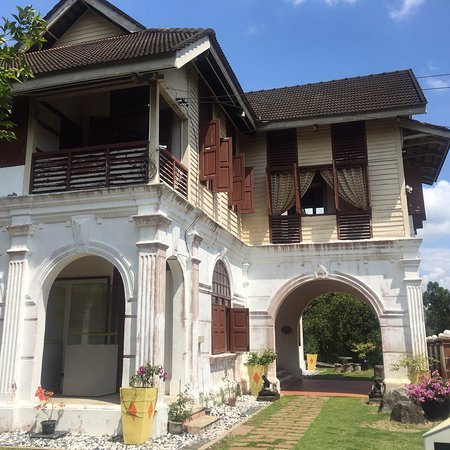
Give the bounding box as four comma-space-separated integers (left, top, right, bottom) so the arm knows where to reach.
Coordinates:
309, 368, 374, 381
299, 397, 430, 450
209, 396, 433, 450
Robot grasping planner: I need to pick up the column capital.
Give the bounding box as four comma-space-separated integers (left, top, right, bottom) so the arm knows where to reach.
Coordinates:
132, 213, 172, 230
136, 241, 169, 253
6, 224, 34, 237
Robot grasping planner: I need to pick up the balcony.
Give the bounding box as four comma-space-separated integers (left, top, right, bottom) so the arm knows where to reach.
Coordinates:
30, 141, 149, 194
159, 148, 188, 199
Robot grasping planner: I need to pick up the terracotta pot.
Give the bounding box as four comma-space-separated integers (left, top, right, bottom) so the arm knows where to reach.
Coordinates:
41, 419, 57, 435
422, 398, 450, 421
120, 387, 158, 444
227, 397, 237, 407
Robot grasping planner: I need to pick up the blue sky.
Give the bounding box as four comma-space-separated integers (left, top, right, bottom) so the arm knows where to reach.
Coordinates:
3, 0, 450, 288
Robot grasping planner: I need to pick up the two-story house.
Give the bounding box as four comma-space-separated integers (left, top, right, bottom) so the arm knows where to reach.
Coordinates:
0, 0, 449, 436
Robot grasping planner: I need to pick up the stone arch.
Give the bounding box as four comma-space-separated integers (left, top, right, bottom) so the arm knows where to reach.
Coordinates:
268, 272, 386, 383
30, 242, 134, 396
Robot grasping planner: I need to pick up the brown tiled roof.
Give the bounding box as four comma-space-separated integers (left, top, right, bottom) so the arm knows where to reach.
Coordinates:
22, 28, 214, 75
246, 70, 427, 122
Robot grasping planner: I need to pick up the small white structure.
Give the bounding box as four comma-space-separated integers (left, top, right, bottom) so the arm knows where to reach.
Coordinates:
423, 418, 450, 450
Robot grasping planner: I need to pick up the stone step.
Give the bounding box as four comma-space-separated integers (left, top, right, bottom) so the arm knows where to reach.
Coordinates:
185, 414, 220, 434
189, 406, 207, 421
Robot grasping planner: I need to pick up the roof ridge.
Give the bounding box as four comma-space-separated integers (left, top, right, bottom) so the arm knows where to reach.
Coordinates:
245, 69, 412, 95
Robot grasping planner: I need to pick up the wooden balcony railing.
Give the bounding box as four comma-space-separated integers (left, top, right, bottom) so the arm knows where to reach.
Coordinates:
30, 141, 149, 194
159, 148, 188, 199
337, 212, 372, 240
270, 214, 301, 244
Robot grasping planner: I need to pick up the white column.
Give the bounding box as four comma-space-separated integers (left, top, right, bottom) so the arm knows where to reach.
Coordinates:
133, 214, 171, 368
0, 224, 32, 400
406, 281, 428, 356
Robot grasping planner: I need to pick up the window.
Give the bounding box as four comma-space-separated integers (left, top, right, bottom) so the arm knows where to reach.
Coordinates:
299, 168, 335, 215
211, 261, 249, 355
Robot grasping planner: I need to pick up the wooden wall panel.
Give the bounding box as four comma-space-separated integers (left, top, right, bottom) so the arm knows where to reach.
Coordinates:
298, 125, 332, 166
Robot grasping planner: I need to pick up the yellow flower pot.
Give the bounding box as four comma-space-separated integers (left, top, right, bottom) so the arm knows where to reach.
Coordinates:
120, 387, 158, 445
247, 365, 266, 396
306, 354, 318, 371
409, 370, 430, 384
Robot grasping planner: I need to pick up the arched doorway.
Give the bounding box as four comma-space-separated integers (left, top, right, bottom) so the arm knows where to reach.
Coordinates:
40, 255, 125, 396
274, 277, 383, 383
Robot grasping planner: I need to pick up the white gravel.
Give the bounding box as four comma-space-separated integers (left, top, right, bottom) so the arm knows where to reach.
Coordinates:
0, 396, 268, 450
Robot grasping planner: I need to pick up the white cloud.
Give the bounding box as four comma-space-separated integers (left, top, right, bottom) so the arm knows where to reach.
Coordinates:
426, 78, 449, 90
427, 61, 437, 72
287, 0, 357, 6
418, 180, 450, 241
390, 0, 425, 19
420, 247, 450, 290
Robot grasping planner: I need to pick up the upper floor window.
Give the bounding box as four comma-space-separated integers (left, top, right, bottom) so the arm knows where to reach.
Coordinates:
211, 260, 249, 355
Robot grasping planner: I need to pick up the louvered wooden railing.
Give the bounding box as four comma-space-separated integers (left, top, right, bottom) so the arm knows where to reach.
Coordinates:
337, 212, 372, 240
159, 148, 188, 199
30, 141, 149, 194
270, 215, 301, 244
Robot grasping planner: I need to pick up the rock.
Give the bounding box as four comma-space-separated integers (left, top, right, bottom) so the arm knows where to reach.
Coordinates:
390, 400, 425, 424
379, 388, 409, 414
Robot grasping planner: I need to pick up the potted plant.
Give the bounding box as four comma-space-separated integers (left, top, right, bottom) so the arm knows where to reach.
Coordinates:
199, 390, 214, 415
168, 385, 193, 434
304, 335, 319, 371
244, 349, 276, 396
406, 370, 450, 421
221, 370, 241, 406
392, 354, 430, 383
120, 363, 167, 445
34, 386, 65, 435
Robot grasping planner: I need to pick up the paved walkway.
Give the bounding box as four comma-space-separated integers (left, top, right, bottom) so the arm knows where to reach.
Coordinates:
222, 396, 328, 449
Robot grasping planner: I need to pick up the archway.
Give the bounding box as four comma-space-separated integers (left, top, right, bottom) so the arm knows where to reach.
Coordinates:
273, 277, 383, 385
40, 255, 125, 396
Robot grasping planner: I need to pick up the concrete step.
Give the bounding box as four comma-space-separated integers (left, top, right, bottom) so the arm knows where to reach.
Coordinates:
189, 406, 207, 421
277, 369, 298, 389
185, 414, 220, 434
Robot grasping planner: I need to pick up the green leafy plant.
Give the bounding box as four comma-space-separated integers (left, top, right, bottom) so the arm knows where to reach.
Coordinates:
244, 349, 277, 366
304, 335, 320, 354
168, 385, 192, 423
222, 370, 240, 399
392, 354, 431, 372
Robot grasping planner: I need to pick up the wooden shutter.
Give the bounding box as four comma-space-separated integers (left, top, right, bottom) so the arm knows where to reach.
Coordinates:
212, 304, 226, 354
403, 164, 425, 231
199, 119, 220, 180
0, 97, 28, 167
331, 121, 367, 163
230, 154, 245, 205
267, 128, 298, 167
239, 167, 254, 214
211, 137, 233, 192
230, 308, 249, 352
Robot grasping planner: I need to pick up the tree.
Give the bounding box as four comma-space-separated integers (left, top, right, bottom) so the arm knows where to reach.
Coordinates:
423, 281, 450, 336
302, 292, 382, 365
0, 6, 46, 141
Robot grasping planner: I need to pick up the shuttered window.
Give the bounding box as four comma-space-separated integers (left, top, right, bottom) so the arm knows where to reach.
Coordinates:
331, 121, 372, 240
199, 119, 220, 181
267, 128, 298, 167
211, 260, 249, 354
403, 164, 425, 233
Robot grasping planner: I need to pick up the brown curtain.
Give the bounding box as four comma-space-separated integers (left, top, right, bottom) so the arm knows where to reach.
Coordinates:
270, 171, 296, 215
299, 169, 316, 198
336, 165, 368, 209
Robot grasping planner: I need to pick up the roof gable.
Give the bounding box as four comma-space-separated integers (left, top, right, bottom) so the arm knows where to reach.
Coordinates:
40, 0, 144, 49
52, 8, 124, 48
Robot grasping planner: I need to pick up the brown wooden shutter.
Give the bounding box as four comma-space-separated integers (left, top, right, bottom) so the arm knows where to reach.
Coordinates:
211, 137, 233, 192
267, 128, 298, 166
230, 154, 245, 205
199, 119, 220, 180
403, 164, 425, 231
239, 167, 254, 214
212, 304, 226, 354
0, 97, 29, 167
331, 121, 367, 163
230, 308, 249, 352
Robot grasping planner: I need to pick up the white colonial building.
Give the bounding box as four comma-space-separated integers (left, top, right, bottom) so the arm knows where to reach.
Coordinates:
0, 0, 449, 436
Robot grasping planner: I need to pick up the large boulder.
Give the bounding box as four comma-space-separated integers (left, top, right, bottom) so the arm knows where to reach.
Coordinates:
379, 388, 409, 414
390, 400, 425, 424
